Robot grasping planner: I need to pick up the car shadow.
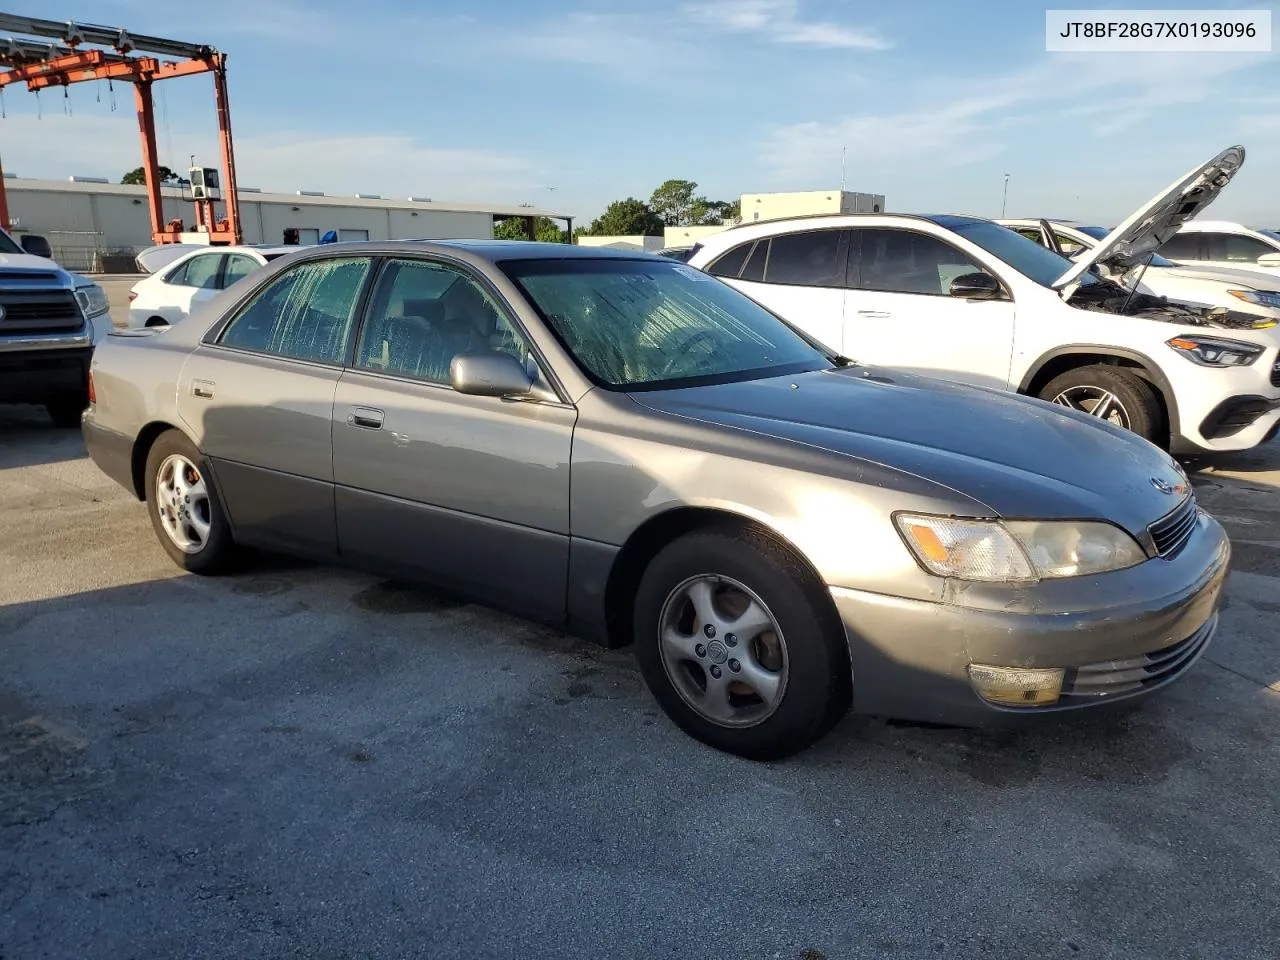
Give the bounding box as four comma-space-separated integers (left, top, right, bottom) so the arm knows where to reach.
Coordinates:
0, 405, 87, 470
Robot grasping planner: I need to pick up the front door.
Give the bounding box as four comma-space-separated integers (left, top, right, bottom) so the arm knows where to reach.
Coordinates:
164, 252, 224, 323
331, 256, 575, 621
176, 255, 375, 557
842, 227, 1016, 390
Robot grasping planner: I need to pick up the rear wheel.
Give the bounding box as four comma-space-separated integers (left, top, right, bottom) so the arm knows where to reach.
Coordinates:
143, 430, 238, 574
45, 392, 88, 429
1038, 364, 1162, 445
633, 528, 851, 761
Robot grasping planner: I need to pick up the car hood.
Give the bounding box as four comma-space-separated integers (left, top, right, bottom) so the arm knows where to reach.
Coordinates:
0, 252, 70, 275
1053, 145, 1245, 290
632, 366, 1191, 535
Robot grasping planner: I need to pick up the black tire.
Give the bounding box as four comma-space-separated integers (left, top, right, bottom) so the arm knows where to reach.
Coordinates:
1038, 364, 1163, 445
633, 527, 852, 761
143, 429, 238, 574
45, 392, 88, 429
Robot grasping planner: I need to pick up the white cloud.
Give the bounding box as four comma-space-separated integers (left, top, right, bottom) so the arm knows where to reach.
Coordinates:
682, 0, 889, 49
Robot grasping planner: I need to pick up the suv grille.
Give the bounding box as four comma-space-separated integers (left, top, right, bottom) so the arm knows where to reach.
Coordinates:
1060, 615, 1215, 699
1148, 495, 1198, 559
0, 287, 84, 334
1271, 360, 1280, 388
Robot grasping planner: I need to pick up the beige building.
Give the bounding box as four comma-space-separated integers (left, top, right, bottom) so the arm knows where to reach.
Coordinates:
739, 190, 885, 222
2, 177, 570, 271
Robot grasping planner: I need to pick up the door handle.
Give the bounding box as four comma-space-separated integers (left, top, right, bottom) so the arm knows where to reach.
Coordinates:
192, 379, 215, 399
347, 406, 385, 430
856, 310, 891, 318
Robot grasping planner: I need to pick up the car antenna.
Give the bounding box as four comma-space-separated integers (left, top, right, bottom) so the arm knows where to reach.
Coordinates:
1118, 253, 1156, 316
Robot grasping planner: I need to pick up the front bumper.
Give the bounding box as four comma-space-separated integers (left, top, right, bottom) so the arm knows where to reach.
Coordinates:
830, 510, 1231, 727
0, 345, 93, 404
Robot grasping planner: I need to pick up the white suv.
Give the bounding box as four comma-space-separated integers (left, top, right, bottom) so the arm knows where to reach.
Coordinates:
1159, 221, 1280, 278
686, 145, 1280, 455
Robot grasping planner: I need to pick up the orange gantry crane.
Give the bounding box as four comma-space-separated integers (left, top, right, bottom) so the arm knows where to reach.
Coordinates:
0, 13, 242, 245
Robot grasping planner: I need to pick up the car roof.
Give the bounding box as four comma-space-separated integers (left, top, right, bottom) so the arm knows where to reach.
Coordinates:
291, 239, 660, 264
1177, 220, 1252, 232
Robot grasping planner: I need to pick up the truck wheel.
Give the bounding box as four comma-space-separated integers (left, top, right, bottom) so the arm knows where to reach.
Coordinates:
143, 429, 238, 574
45, 393, 88, 429
1038, 365, 1162, 445
633, 527, 852, 761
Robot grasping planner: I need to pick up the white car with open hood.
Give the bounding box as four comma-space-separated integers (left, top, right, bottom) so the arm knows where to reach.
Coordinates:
996, 218, 1280, 328
686, 145, 1280, 456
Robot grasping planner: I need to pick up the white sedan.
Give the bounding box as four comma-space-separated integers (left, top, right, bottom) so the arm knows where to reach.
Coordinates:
127, 245, 295, 328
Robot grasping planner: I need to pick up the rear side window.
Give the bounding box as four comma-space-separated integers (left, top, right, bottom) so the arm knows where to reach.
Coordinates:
218, 257, 373, 364
706, 243, 752, 279
740, 240, 768, 282
857, 229, 982, 296
1158, 234, 1203, 259
763, 230, 846, 287
167, 254, 221, 288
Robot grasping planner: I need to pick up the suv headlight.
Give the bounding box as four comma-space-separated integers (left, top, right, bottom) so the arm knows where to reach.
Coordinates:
1228, 289, 1280, 311
895, 514, 1146, 583
75, 283, 111, 319
1166, 335, 1264, 367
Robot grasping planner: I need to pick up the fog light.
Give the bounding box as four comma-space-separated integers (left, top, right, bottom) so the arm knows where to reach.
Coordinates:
968, 664, 1065, 706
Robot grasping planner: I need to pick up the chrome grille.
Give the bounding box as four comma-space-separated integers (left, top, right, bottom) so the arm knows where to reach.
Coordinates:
1148, 495, 1198, 559
1060, 615, 1215, 700
0, 288, 83, 334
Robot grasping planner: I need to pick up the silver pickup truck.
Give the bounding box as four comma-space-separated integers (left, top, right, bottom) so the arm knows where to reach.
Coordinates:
0, 227, 112, 426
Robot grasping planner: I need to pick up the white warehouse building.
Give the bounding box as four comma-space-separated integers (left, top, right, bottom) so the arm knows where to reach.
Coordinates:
1, 176, 572, 272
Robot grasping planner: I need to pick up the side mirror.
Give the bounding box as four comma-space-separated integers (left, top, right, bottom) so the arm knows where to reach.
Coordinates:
1257, 252, 1280, 269
19, 234, 53, 259
948, 272, 1003, 300
450, 351, 534, 397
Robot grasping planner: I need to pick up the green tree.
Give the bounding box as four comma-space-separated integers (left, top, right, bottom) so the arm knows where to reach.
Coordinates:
494, 215, 566, 242
650, 179, 698, 226
121, 165, 188, 185
689, 197, 740, 226
580, 197, 664, 237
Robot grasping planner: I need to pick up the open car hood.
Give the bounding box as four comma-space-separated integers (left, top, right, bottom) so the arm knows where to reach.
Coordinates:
1052, 145, 1245, 291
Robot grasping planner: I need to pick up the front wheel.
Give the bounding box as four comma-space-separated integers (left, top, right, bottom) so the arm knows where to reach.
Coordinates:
1038, 364, 1163, 445
633, 528, 852, 761
143, 430, 238, 574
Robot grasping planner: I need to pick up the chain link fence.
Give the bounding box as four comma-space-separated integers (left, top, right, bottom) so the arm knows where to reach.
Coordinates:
45, 231, 139, 274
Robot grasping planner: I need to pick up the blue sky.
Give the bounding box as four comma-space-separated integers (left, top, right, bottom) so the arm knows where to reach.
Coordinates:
2, 0, 1278, 225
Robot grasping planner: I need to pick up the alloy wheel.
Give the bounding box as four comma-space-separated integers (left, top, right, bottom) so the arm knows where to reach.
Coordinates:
657, 574, 789, 728
155, 454, 212, 554
1051, 385, 1131, 428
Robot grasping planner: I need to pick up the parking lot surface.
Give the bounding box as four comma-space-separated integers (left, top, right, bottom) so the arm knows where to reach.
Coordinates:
1, 287, 1278, 958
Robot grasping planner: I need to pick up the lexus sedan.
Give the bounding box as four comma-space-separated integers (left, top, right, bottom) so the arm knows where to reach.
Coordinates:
82, 241, 1230, 759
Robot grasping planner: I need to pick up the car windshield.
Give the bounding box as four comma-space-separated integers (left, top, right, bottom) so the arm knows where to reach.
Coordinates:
0, 229, 23, 255
1260, 229, 1280, 245
949, 219, 1098, 288
502, 258, 833, 390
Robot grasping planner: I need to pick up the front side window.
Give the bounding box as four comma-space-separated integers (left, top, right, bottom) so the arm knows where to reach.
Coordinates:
168, 254, 221, 288
355, 258, 529, 383
942, 219, 1091, 288
218, 256, 372, 364
503, 258, 830, 389
763, 230, 846, 287
857, 229, 984, 296
1215, 233, 1277, 262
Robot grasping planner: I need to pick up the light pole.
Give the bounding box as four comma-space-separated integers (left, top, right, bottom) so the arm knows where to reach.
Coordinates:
1001, 173, 1010, 218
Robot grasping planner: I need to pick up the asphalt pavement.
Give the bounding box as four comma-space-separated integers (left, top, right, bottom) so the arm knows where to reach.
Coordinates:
0, 282, 1277, 958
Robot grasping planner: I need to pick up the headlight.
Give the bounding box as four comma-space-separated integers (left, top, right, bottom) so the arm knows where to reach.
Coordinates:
75, 283, 111, 319
895, 514, 1146, 583
1166, 335, 1264, 367
1228, 289, 1280, 311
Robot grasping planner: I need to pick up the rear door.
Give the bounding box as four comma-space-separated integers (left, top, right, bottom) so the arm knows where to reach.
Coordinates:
331, 256, 575, 620
176, 255, 375, 558
160, 253, 224, 322
708, 229, 849, 354
842, 227, 1016, 389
